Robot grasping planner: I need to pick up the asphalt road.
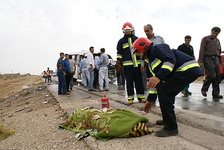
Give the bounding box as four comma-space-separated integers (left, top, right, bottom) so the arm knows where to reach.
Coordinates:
46, 77, 224, 150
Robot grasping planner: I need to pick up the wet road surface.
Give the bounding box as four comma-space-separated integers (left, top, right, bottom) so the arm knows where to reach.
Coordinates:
107, 81, 224, 118
175, 82, 224, 117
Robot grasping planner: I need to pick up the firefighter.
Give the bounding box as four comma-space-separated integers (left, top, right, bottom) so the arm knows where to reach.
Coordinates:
132, 37, 203, 137
116, 22, 146, 104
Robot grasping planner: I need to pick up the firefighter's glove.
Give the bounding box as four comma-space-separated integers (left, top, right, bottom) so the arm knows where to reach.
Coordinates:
116, 61, 123, 73
116, 64, 122, 73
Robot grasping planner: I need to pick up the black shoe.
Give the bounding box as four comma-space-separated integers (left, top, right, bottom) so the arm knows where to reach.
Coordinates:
63, 93, 70, 95
156, 120, 165, 125
183, 93, 189, 97
187, 91, 192, 95
88, 89, 95, 91
105, 89, 109, 91
181, 90, 187, 95
201, 90, 207, 97
154, 128, 178, 137
212, 95, 223, 99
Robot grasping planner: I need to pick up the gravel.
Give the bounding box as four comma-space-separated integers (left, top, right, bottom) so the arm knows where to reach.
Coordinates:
0, 81, 92, 150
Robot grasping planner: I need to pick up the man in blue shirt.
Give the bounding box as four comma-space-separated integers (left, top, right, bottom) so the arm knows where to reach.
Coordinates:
63, 54, 71, 92
56, 52, 69, 95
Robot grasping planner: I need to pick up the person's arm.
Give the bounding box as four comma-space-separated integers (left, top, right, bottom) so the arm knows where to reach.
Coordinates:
90, 55, 94, 71
153, 45, 176, 81
191, 45, 195, 58
198, 37, 206, 67
73, 62, 76, 74
116, 40, 123, 72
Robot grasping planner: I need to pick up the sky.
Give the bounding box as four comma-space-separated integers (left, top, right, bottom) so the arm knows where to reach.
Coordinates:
0, 0, 224, 75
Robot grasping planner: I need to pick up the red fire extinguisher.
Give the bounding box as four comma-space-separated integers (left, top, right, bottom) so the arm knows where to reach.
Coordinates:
101, 93, 110, 108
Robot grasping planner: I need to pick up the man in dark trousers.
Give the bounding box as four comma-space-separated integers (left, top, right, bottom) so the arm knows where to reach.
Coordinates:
198, 27, 223, 99
132, 37, 203, 137
177, 35, 195, 96
56, 52, 69, 95
63, 54, 71, 92
116, 22, 146, 104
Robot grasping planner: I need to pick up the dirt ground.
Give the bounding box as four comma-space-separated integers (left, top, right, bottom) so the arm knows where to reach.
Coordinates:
0, 74, 91, 149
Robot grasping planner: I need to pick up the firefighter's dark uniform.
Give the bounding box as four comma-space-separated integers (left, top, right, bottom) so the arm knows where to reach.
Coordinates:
145, 44, 203, 130
117, 34, 145, 102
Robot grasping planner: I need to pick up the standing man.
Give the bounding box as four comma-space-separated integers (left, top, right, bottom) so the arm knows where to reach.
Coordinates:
178, 35, 195, 96
116, 64, 125, 90
56, 52, 69, 95
69, 55, 76, 91
143, 24, 165, 90
93, 53, 100, 88
144, 24, 165, 45
63, 54, 71, 92
132, 37, 203, 137
86, 46, 95, 91
80, 56, 89, 87
116, 22, 146, 104
198, 27, 223, 99
46, 67, 52, 82
98, 48, 109, 91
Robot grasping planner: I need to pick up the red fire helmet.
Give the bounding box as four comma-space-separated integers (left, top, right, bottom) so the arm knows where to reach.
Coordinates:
122, 22, 134, 32
132, 37, 153, 53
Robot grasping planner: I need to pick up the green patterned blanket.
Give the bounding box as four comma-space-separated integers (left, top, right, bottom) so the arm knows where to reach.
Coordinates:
60, 107, 153, 141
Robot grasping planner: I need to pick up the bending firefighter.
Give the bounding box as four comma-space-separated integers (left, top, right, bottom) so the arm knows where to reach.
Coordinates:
132, 37, 203, 137
116, 22, 146, 104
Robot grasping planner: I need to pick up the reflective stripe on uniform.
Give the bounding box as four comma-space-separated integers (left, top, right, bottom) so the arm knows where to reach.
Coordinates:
117, 54, 122, 59
137, 94, 145, 99
128, 38, 133, 47
122, 60, 141, 66
161, 62, 174, 72
128, 96, 134, 100
176, 60, 199, 72
128, 38, 138, 67
151, 59, 162, 70
146, 59, 156, 76
148, 88, 157, 94
122, 43, 129, 49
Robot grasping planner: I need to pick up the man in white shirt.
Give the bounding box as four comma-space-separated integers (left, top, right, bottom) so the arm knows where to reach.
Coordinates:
86, 46, 95, 91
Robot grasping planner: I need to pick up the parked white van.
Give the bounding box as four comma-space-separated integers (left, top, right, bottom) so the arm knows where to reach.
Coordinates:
69, 50, 116, 84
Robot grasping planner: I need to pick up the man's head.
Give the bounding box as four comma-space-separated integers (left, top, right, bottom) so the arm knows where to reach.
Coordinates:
211, 27, 221, 38
69, 55, 73, 59
65, 54, 69, 59
122, 22, 135, 36
184, 35, 191, 46
60, 52, 64, 59
144, 24, 154, 39
89, 46, 94, 53
132, 37, 153, 59
100, 48, 105, 53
